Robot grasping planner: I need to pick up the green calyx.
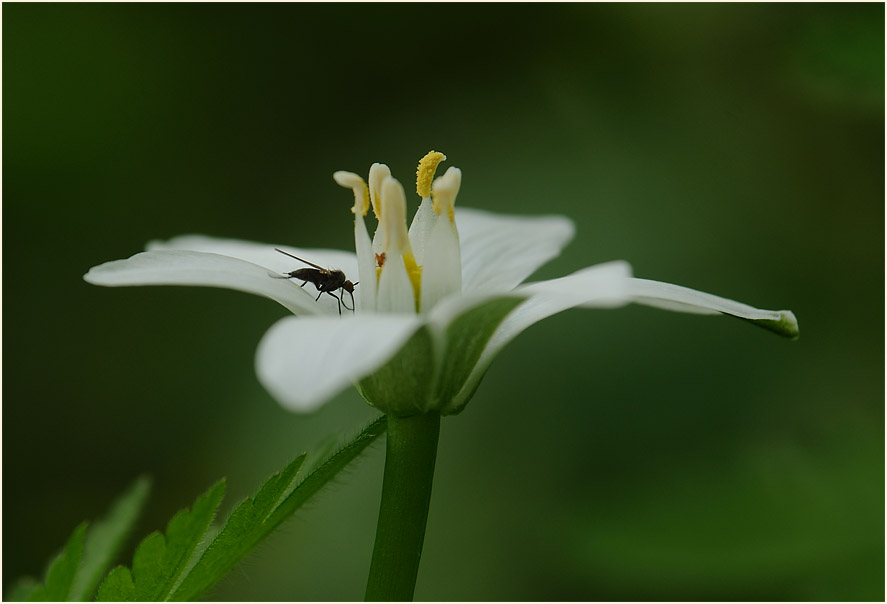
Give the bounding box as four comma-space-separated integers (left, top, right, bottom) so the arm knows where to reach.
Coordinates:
356, 296, 525, 417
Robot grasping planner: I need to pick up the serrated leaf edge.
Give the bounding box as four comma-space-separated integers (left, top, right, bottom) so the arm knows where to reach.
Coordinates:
170, 415, 387, 601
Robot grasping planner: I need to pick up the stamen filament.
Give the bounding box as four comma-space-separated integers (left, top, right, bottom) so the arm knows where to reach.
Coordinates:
334, 171, 370, 216
431, 167, 461, 222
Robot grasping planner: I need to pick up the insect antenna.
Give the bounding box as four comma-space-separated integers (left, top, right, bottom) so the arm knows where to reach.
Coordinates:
274, 248, 326, 270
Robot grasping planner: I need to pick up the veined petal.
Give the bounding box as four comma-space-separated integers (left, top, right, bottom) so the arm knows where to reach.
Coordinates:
148, 235, 359, 282
420, 215, 462, 312
376, 254, 415, 313
441, 261, 633, 414
84, 250, 323, 315
147, 235, 361, 314
354, 215, 377, 311
628, 278, 799, 338
408, 197, 436, 265
456, 208, 575, 293
255, 314, 422, 412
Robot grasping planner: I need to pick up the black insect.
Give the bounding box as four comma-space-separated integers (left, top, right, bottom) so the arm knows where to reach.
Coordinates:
274, 248, 357, 315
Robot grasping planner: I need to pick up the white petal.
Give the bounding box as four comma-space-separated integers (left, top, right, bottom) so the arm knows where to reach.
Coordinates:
442, 261, 633, 413
354, 215, 377, 312
376, 255, 415, 314
148, 235, 359, 282
84, 250, 323, 315
419, 217, 462, 312
455, 208, 575, 293
480, 260, 633, 359
368, 163, 391, 220
628, 278, 799, 338
255, 314, 421, 412
408, 197, 436, 265
426, 261, 630, 332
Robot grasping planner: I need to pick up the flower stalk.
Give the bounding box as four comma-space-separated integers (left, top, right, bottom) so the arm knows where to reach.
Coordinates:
365, 413, 441, 602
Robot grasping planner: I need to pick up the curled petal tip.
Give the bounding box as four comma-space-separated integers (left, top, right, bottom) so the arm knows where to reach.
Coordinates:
747, 310, 799, 339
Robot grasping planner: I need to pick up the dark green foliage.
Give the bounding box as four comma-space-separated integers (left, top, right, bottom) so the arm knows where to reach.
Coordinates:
9, 418, 385, 602
7, 478, 150, 602
6, 578, 42, 603
72, 477, 151, 601
170, 415, 386, 600
95, 568, 135, 601
35, 523, 87, 601
95, 481, 225, 601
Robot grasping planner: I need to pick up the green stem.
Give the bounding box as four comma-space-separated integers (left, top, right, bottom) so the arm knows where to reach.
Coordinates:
365, 413, 441, 602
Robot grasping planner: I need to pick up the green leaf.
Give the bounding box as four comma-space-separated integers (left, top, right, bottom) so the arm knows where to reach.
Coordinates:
170, 416, 386, 601
6, 578, 42, 602
36, 522, 88, 601
96, 480, 225, 602
5, 478, 150, 602
71, 476, 151, 601
95, 567, 135, 601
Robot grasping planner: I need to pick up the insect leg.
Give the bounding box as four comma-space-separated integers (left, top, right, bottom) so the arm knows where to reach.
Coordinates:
315, 291, 323, 302
326, 291, 343, 315
341, 288, 355, 312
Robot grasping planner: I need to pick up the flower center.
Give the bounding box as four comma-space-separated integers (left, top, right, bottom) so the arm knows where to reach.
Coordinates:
335, 150, 462, 314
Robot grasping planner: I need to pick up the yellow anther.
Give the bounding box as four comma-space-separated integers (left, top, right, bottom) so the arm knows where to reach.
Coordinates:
416, 150, 446, 199
431, 167, 461, 222
333, 171, 370, 216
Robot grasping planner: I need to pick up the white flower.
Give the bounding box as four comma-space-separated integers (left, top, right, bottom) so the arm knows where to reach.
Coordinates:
84, 151, 798, 416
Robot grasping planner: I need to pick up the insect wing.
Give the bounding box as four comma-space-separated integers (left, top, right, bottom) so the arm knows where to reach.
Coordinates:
290, 267, 324, 281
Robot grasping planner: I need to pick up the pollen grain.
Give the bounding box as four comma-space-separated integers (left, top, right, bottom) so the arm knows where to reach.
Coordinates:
416, 151, 446, 199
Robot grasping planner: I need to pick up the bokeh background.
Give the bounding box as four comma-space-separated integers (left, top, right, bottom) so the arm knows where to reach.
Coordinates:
3, 3, 884, 601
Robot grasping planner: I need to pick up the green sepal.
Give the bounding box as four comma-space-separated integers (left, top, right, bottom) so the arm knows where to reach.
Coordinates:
357, 295, 524, 417
356, 327, 437, 416
437, 296, 524, 415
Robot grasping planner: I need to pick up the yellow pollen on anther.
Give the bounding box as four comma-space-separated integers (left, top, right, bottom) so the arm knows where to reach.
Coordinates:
416, 151, 446, 199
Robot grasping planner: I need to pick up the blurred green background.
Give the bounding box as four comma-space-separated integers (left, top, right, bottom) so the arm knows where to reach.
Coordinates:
3, 3, 883, 601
